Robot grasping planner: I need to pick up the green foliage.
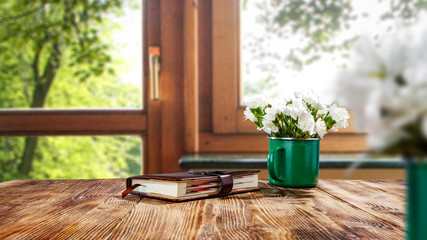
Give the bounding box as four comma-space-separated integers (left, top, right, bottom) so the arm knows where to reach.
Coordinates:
243, 74, 277, 97
0, 138, 24, 181
0, 136, 142, 182
0, 0, 131, 108
31, 136, 141, 180
0, 0, 143, 182
245, 0, 357, 71
46, 48, 141, 108
244, 0, 427, 70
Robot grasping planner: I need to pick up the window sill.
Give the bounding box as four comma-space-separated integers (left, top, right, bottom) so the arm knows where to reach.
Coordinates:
179, 153, 405, 169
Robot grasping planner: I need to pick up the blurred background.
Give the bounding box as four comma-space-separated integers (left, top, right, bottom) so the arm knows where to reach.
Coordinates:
1, 0, 426, 182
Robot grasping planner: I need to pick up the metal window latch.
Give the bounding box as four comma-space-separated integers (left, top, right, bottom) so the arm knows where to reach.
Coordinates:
149, 47, 161, 101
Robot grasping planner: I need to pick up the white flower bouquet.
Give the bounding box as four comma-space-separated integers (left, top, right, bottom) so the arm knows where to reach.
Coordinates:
244, 90, 350, 138
337, 16, 427, 157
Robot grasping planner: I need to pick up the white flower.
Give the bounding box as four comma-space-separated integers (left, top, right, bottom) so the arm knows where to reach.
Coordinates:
367, 119, 404, 151
262, 125, 279, 134
282, 105, 292, 117
297, 112, 315, 135
287, 98, 307, 120
317, 108, 329, 116
271, 126, 279, 133
315, 119, 327, 138
244, 95, 267, 109
336, 18, 427, 152
329, 104, 350, 123
281, 95, 292, 104
314, 102, 327, 111
262, 120, 275, 129
263, 127, 272, 134
268, 100, 287, 114
265, 107, 280, 119
295, 89, 324, 109
331, 120, 349, 131
243, 90, 349, 138
330, 104, 349, 131
263, 108, 277, 126
243, 107, 256, 122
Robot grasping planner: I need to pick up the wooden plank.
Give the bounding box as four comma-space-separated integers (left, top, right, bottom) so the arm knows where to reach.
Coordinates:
160, 0, 185, 172
0, 110, 147, 136
321, 169, 406, 180
145, 0, 162, 174
0, 180, 106, 221
50, 191, 140, 239
147, 102, 162, 174
199, 132, 368, 153
318, 180, 406, 229
212, 0, 239, 133
357, 180, 406, 198
107, 180, 404, 239
142, 132, 148, 174
184, 0, 200, 152
0, 179, 405, 239
0, 179, 130, 239
198, 0, 213, 132
107, 197, 206, 239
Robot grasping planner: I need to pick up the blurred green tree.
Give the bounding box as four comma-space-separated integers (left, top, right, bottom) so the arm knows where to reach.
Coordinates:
0, 0, 142, 181
244, 0, 427, 70
242, 0, 427, 97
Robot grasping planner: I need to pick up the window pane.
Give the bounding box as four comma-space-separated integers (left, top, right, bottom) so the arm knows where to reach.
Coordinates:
0, 136, 142, 182
0, 1, 142, 109
241, 0, 426, 103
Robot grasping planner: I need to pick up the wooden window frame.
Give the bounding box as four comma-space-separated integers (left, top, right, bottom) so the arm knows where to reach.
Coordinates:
0, 1, 150, 172
0, 109, 147, 136
194, 0, 367, 154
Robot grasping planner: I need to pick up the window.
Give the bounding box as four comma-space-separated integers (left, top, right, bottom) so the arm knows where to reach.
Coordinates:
0, 1, 142, 109
0, 0, 147, 182
204, 0, 427, 154
206, 0, 367, 153
0, 136, 142, 182
240, 0, 427, 103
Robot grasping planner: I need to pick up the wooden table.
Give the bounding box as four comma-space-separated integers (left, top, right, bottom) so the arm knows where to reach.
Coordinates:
0, 179, 405, 239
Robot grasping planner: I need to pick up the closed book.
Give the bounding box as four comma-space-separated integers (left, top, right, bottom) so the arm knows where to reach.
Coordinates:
122, 170, 260, 202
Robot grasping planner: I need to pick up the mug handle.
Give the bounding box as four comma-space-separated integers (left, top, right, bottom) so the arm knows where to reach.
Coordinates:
267, 146, 285, 182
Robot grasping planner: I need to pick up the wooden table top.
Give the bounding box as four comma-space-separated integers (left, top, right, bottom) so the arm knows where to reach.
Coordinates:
0, 179, 405, 239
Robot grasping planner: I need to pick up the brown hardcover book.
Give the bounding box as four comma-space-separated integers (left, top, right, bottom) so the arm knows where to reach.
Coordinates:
122, 170, 260, 202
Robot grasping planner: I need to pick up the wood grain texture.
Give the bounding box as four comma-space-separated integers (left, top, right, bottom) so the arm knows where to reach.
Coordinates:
104, 180, 406, 239
160, 0, 185, 173
0, 110, 147, 136
0, 179, 405, 239
50, 193, 140, 239
145, 0, 162, 174
199, 132, 368, 153
184, 0, 200, 153
198, 0, 213, 132
0, 179, 133, 240
318, 180, 406, 229
212, 0, 239, 133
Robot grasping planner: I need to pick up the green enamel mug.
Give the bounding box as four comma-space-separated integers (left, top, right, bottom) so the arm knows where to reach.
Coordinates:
267, 137, 320, 187
406, 161, 427, 240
